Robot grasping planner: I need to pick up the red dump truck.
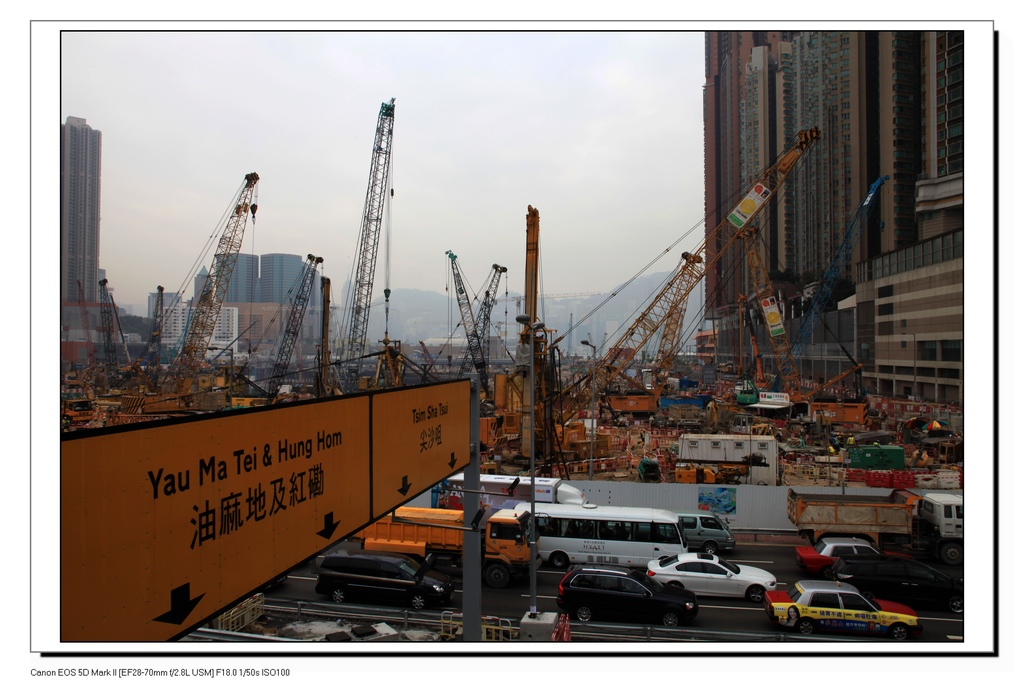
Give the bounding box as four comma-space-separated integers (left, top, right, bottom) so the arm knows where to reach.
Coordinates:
786, 488, 963, 565
354, 506, 537, 588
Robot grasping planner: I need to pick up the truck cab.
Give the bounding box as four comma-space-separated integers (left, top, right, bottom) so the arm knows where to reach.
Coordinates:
483, 508, 536, 588
918, 493, 963, 535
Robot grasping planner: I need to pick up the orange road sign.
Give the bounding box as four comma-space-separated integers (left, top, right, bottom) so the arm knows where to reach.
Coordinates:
371, 380, 471, 515
59, 380, 471, 641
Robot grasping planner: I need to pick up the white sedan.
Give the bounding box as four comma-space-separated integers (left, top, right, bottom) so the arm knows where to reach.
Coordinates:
646, 552, 778, 602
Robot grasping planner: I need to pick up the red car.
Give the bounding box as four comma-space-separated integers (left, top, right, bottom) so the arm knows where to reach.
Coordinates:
795, 537, 888, 578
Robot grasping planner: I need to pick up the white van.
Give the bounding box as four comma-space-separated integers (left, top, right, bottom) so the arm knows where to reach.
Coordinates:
677, 512, 736, 554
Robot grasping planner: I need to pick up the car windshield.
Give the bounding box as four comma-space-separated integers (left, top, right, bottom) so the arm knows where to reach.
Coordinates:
812, 539, 829, 553
787, 585, 803, 601
396, 559, 420, 578
717, 558, 741, 573
657, 554, 680, 567
641, 574, 665, 593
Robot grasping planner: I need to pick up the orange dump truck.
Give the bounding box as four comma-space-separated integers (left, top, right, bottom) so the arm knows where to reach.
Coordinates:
355, 506, 537, 588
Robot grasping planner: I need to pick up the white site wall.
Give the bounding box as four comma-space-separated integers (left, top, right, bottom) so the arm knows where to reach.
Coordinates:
413, 478, 910, 534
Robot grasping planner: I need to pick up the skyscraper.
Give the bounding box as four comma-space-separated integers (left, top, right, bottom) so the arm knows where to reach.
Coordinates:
226, 253, 260, 303
259, 253, 304, 304
61, 117, 102, 304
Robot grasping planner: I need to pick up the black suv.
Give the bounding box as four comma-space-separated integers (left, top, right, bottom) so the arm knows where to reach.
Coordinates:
556, 565, 699, 627
315, 550, 454, 610
833, 554, 964, 613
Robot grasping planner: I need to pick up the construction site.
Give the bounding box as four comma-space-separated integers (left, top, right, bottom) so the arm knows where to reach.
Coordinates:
60, 109, 964, 496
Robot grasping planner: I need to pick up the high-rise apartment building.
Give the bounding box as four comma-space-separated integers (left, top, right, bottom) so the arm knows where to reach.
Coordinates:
61, 117, 102, 304
703, 30, 963, 403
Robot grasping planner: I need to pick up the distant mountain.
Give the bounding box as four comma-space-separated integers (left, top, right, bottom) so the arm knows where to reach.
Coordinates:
358, 270, 708, 355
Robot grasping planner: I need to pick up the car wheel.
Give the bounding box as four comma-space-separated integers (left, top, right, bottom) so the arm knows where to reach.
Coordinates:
574, 605, 594, 622
820, 565, 835, 580
889, 622, 910, 640
484, 563, 511, 589
949, 595, 964, 613
410, 593, 427, 610
701, 541, 718, 554
796, 617, 815, 635
331, 587, 346, 604
661, 611, 681, 627
745, 585, 766, 603
550, 551, 570, 570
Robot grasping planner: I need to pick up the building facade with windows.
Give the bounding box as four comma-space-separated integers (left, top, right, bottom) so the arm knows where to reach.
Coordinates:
61, 116, 103, 304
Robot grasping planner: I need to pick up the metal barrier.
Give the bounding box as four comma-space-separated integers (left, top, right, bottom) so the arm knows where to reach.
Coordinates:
213, 593, 265, 632
438, 611, 518, 641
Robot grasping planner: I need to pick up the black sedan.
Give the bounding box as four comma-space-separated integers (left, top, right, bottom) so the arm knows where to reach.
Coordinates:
833, 554, 963, 613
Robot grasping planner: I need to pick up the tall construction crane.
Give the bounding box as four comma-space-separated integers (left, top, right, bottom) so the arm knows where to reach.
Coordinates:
554, 127, 821, 426
167, 172, 259, 397
267, 254, 323, 397
139, 285, 165, 383
339, 98, 396, 392
447, 251, 507, 397
468, 262, 507, 386
76, 279, 95, 368
793, 175, 889, 360
97, 278, 126, 388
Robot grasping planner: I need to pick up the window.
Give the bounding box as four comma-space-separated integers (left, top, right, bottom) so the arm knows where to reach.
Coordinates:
618, 577, 647, 595
701, 517, 723, 530
840, 594, 875, 611
810, 592, 842, 608
878, 303, 894, 316
654, 523, 679, 543
877, 562, 906, 577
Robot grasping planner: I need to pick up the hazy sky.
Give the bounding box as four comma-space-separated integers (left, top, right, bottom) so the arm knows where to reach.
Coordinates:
59, 30, 707, 314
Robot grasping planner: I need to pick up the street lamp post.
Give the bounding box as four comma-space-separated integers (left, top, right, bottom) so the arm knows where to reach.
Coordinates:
581, 339, 597, 480
516, 314, 544, 618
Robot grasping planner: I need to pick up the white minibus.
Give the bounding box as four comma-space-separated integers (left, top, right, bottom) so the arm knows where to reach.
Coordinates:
515, 501, 687, 569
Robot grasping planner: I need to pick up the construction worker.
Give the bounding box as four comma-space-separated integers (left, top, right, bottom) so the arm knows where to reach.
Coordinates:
846, 434, 856, 447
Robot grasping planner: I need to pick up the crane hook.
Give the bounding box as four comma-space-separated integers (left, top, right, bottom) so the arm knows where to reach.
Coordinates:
250, 204, 258, 221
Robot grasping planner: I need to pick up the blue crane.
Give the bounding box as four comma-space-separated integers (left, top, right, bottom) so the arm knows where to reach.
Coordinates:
792, 175, 888, 361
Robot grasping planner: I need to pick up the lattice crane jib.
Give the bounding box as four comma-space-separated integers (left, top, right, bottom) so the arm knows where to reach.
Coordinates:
76, 279, 95, 367
792, 175, 888, 360
449, 252, 506, 397
268, 254, 323, 397
340, 98, 396, 392
556, 127, 820, 425
456, 262, 508, 393
170, 172, 259, 395
97, 278, 122, 385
